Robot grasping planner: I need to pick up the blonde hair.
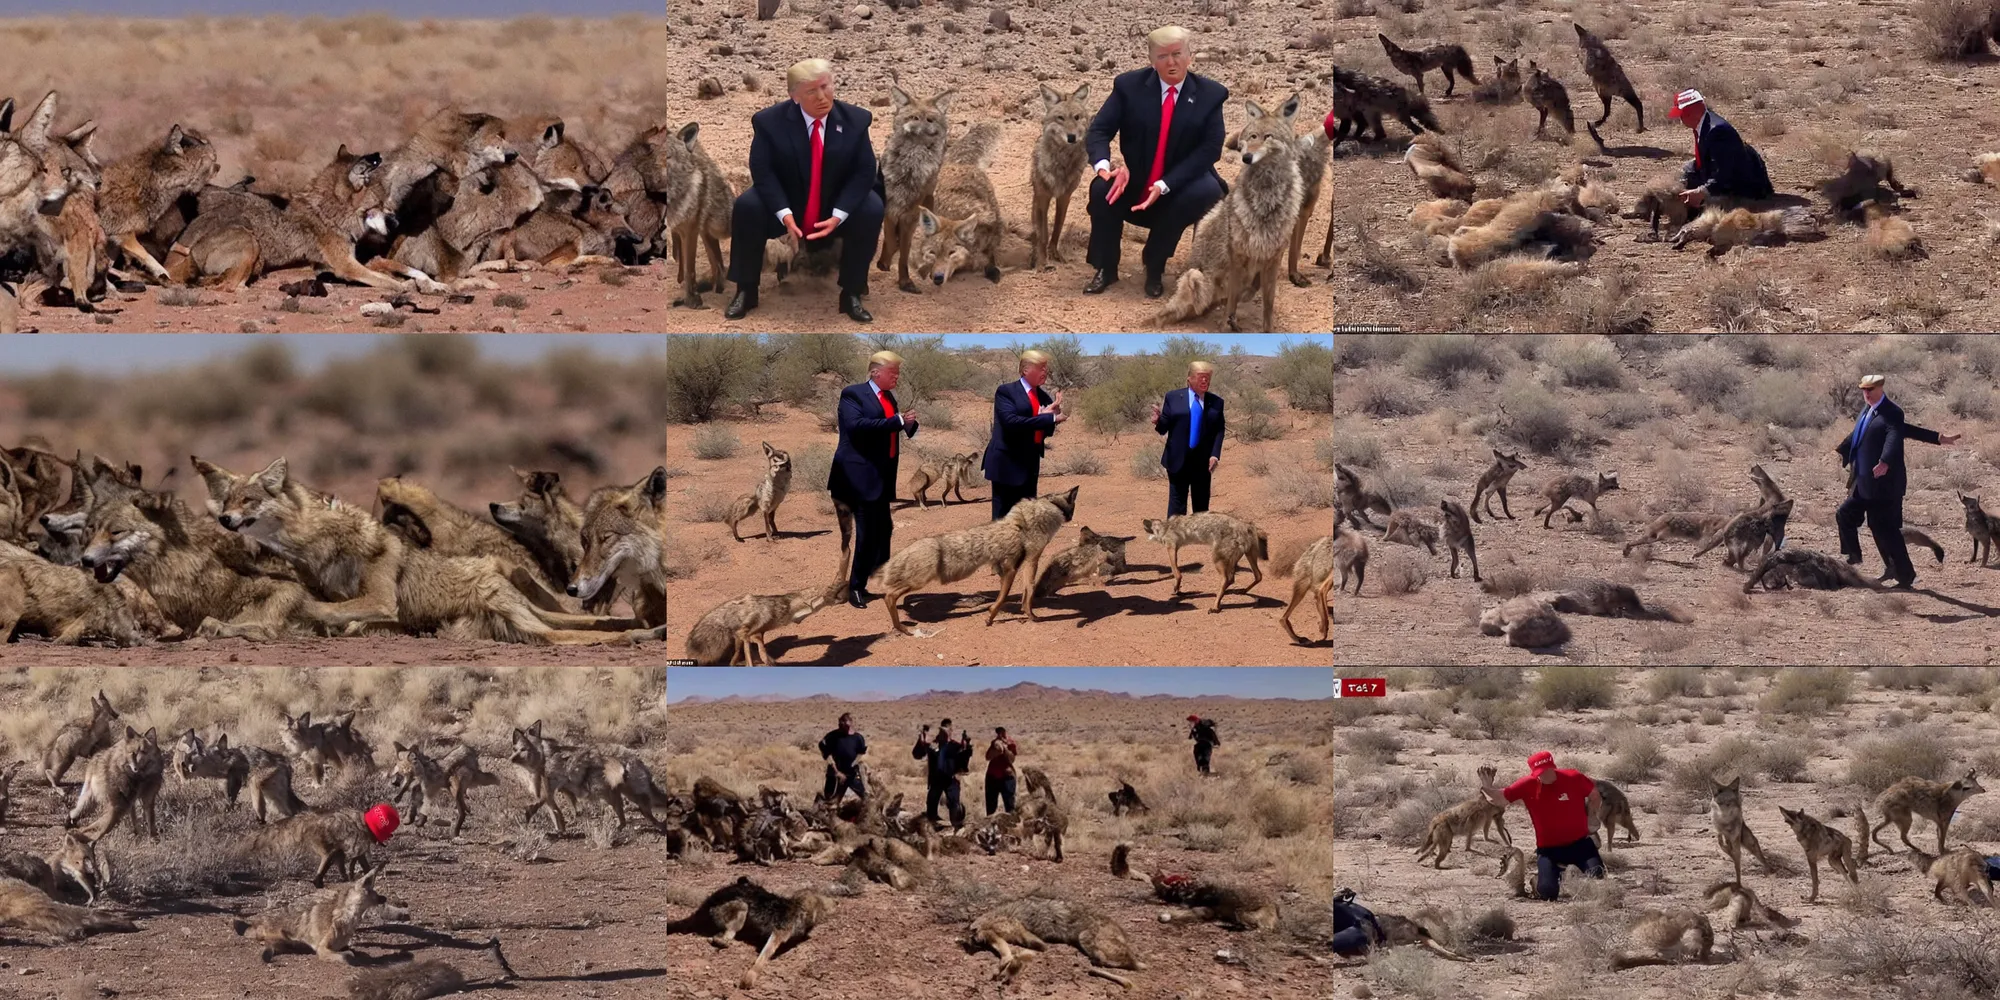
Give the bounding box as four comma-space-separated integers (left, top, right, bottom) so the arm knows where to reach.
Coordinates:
1188, 361, 1214, 375
1019, 349, 1051, 372
787, 58, 834, 93
869, 350, 904, 372
1147, 25, 1191, 52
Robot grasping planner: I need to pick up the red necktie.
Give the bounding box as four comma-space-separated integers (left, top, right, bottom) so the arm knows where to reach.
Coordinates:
878, 389, 896, 459
1028, 388, 1043, 445
1146, 85, 1178, 193
806, 118, 825, 227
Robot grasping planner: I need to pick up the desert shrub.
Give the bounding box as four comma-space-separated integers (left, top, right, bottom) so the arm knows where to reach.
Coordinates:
1606, 729, 1664, 783
1012, 334, 1097, 390
1270, 340, 1336, 412
1912, 0, 1997, 59
1847, 730, 1950, 795
790, 444, 834, 495
863, 334, 989, 404
1423, 666, 1523, 700
1249, 787, 1311, 838
665, 335, 764, 423
686, 491, 734, 523
1337, 333, 1412, 367
1495, 378, 1578, 455
1404, 335, 1501, 387
769, 333, 862, 405
1128, 446, 1167, 480
1762, 667, 1850, 715
1316, 432, 1337, 470
1342, 728, 1404, 764
1663, 341, 1741, 409
1947, 378, 1996, 420
1645, 666, 1706, 700
1746, 371, 1834, 428
1272, 464, 1336, 511
1853, 336, 1929, 375
690, 424, 740, 460
1042, 450, 1103, 476
1333, 434, 1384, 468
1761, 736, 1815, 782
1546, 337, 1625, 389
1536, 667, 1618, 711
1353, 371, 1429, 416
1374, 548, 1429, 594
1592, 393, 1656, 429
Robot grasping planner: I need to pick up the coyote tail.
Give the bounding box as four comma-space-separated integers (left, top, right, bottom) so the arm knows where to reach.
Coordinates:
1150, 267, 1215, 326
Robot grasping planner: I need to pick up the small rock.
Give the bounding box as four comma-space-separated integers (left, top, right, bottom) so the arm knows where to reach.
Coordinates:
359, 302, 394, 316
696, 76, 725, 99
1354, 986, 1374, 1000
852, 3, 872, 17
988, 8, 1012, 31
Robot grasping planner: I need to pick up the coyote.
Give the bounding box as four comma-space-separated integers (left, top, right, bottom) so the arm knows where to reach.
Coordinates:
1703, 880, 1798, 928
1381, 509, 1438, 554
909, 451, 979, 509
67, 725, 163, 843
1743, 548, 1888, 593
1864, 203, 1926, 260
684, 577, 845, 666
1443, 188, 1591, 268
635, 123, 730, 304
347, 936, 516, 1000
0, 538, 179, 646
1526, 61, 1574, 138
1416, 766, 1511, 870
1498, 846, 1531, 898
1593, 779, 1641, 848
0, 874, 136, 940
1689, 498, 1793, 569
1332, 522, 1369, 595
1439, 499, 1480, 581
1143, 511, 1269, 613
489, 469, 588, 600
41, 688, 118, 788
366, 161, 547, 285
1278, 533, 1335, 643
1108, 780, 1148, 816
247, 807, 382, 886
1904, 527, 1946, 564
1469, 450, 1528, 523
1153, 95, 1305, 333
1672, 206, 1825, 257
912, 122, 1004, 287
1329, 67, 1441, 142
178, 730, 305, 823
94, 123, 219, 283
1151, 872, 1279, 931
1031, 526, 1132, 602
1964, 151, 2000, 187
871, 485, 1079, 635
666, 877, 830, 990
1779, 805, 1862, 902
1623, 511, 1732, 558
1572, 24, 1644, 131
1872, 770, 1984, 856
375, 476, 567, 605
509, 720, 669, 834
1962, 494, 2000, 566
1, 830, 100, 903
1478, 595, 1569, 648
875, 86, 955, 292
1818, 150, 1913, 215
490, 181, 639, 271
1029, 83, 1091, 271
1471, 57, 1524, 104
1379, 34, 1479, 96
165, 145, 408, 291
0, 761, 16, 826
1332, 888, 1471, 961
1608, 909, 1712, 969
1627, 174, 1697, 240
390, 742, 500, 837
232, 864, 399, 963
726, 443, 793, 542
1290, 128, 1331, 286
1532, 471, 1619, 528
1912, 847, 1995, 907
1711, 777, 1774, 884
1336, 464, 1392, 529
966, 896, 1142, 987
281, 710, 376, 783
572, 468, 668, 629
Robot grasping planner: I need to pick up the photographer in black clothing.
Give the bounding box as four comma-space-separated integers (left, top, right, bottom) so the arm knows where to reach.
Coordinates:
913, 717, 973, 831
1188, 715, 1219, 776
819, 712, 868, 804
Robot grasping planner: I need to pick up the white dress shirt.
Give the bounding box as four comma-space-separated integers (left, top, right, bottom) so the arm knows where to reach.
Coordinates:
777, 103, 851, 226
1095, 77, 1182, 196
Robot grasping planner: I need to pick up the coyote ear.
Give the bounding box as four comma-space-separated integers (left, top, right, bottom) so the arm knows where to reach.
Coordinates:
1039, 83, 1059, 106
394, 742, 409, 752
20, 90, 56, 148
254, 457, 288, 495
165, 124, 187, 154
527, 720, 542, 737
1278, 93, 1301, 121
0, 97, 13, 134
215, 734, 228, 750
933, 89, 955, 110
1244, 100, 1266, 120
1072, 83, 1090, 103
917, 208, 939, 236
889, 86, 911, 108
953, 217, 980, 244
541, 120, 564, 150
642, 466, 668, 507
677, 122, 700, 148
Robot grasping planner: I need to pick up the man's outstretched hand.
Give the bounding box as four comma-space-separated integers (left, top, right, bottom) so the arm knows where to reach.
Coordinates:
1099, 164, 1131, 205
808, 215, 842, 240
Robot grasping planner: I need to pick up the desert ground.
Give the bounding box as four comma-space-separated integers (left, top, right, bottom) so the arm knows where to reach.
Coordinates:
1333, 333, 2000, 666
0, 335, 667, 666
1327, 0, 2000, 332
662, 334, 1337, 665
0, 666, 678, 1000
2, 7, 1333, 334
1334, 666, 2000, 999
664, 683, 1334, 997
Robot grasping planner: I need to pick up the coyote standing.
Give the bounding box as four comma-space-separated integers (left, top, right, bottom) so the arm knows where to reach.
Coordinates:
1152, 95, 1305, 333
1277, 533, 1334, 644
1029, 83, 1091, 270
684, 576, 845, 666
875, 85, 954, 293
1439, 499, 1480, 581
41, 689, 118, 788
231, 864, 398, 963
912, 122, 1004, 287
178, 730, 306, 823
726, 443, 793, 542
1779, 805, 1862, 902
508, 720, 670, 833
1526, 61, 1575, 138
1871, 770, 1984, 856
909, 451, 980, 509
250, 807, 381, 886
280, 710, 375, 783
870, 485, 1079, 635
1962, 494, 2000, 566
68, 725, 164, 843
1378, 34, 1479, 96
1572, 23, 1645, 131
1142, 512, 1268, 613
1711, 777, 1773, 884
966, 896, 1142, 987
96, 124, 219, 283
1593, 779, 1641, 848
666, 876, 830, 990
1469, 450, 1527, 523
1415, 765, 1511, 870
1532, 471, 1619, 528
653, 122, 734, 307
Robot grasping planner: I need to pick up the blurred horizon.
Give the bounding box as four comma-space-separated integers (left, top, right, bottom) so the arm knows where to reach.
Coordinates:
0, 2, 657, 15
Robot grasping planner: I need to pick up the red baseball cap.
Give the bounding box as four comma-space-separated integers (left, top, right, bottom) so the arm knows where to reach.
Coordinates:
1187, 715, 1201, 722
1668, 88, 1706, 123
1527, 751, 1556, 776
364, 803, 400, 844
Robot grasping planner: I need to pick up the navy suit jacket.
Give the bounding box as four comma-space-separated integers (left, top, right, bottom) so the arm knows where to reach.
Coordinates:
982, 381, 1058, 487
747, 99, 878, 225
1085, 68, 1228, 199
1686, 110, 1773, 200
1835, 396, 1940, 501
1155, 389, 1225, 476
829, 381, 916, 505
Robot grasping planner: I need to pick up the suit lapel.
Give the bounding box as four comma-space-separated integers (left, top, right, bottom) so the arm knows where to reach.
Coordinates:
783, 101, 810, 192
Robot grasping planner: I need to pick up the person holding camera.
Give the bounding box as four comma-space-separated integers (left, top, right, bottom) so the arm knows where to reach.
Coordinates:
819, 712, 868, 805
913, 717, 973, 831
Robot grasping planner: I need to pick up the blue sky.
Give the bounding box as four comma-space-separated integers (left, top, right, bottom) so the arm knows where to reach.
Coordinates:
1, 334, 662, 374
0, 1, 656, 13
665, 667, 1334, 702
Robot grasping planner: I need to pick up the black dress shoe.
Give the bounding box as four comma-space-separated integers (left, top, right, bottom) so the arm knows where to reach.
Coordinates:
848, 587, 869, 609
1876, 571, 1895, 583
1083, 269, 1118, 294
1144, 272, 1165, 299
1891, 580, 1915, 590
839, 292, 873, 323
724, 289, 757, 320
1843, 554, 1862, 565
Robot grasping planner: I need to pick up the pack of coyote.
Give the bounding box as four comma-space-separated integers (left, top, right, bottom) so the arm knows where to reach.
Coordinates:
0, 437, 666, 649
0, 79, 1333, 332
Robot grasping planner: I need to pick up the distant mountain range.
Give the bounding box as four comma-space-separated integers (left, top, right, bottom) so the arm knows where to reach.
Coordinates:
670, 681, 1310, 704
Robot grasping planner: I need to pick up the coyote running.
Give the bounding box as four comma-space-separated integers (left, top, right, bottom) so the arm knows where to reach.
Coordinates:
726, 443, 793, 542
966, 896, 1142, 987
1143, 512, 1269, 612
231, 864, 399, 963
1029, 83, 1092, 270
1152, 95, 1306, 332
1711, 777, 1774, 884
1963, 493, 2000, 566
509, 720, 669, 834
875, 85, 955, 293
871, 485, 1079, 635
1329, 67, 1442, 143
1031, 526, 1132, 602
1470, 450, 1528, 523
178, 730, 305, 822
666, 876, 830, 990
1779, 805, 1863, 902
912, 122, 1004, 287
1689, 498, 1793, 569
1911, 847, 1995, 907
68, 725, 164, 843
1532, 471, 1619, 528
1277, 533, 1334, 643
390, 742, 500, 837
1379, 34, 1479, 96
42, 688, 118, 788
684, 577, 845, 666
1872, 770, 1984, 856
1572, 23, 1644, 131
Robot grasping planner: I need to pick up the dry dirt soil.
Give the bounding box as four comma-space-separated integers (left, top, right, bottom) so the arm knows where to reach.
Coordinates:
1333, 334, 2000, 666
664, 686, 1334, 999
1333, 666, 2000, 1000
1327, 0, 2000, 332
3, 7, 1334, 334
664, 389, 1336, 666
0, 337, 668, 667
0, 666, 674, 1000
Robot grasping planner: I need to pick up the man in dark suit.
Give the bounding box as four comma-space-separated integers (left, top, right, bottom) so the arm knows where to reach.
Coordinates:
1152, 360, 1225, 517
725, 57, 884, 324
982, 349, 1067, 521
1082, 25, 1229, 299
1835, 373, 1961, 589
830, 351, 918, 608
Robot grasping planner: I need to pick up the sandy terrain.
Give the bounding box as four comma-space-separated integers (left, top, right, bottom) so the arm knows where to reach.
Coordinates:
1334, 666, 2000, 999
0, 666, 675, 1000
663, 339, 1337, 665
3, 8, 1333, 334
0, 336, 668, 667
1327, 0, 2000, 332
665, 685, 1334, 998
1333, 334, 2000, 666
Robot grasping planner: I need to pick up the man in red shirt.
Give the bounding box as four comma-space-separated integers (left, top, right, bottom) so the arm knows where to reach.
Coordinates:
984, 726, 1019, 816
1480, 750, 1605, 901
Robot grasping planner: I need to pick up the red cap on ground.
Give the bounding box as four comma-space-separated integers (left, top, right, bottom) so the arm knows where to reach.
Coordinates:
1187, 715, 1201, 722
1528, 751, 1556, 776
365, 803, 400, 844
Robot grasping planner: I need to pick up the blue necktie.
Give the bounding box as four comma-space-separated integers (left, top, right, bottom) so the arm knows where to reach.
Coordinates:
1851, 406, 1871, 454
1188, 392, 1202, 448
